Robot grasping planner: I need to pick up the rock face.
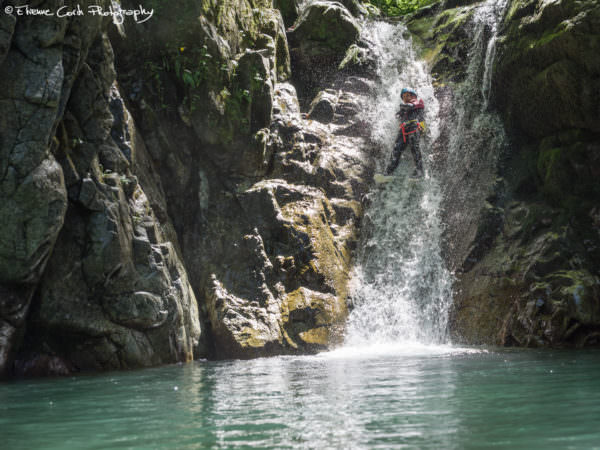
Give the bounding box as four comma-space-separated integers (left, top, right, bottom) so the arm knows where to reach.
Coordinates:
1, 1, 201, 376
5, 0, 594, 377
288, 1, 364, 101
110, 0, 372, 359
469, 0, 600, 347
0, 0, 374, 375
409, 0, 600, 348
0, 0, 74, 376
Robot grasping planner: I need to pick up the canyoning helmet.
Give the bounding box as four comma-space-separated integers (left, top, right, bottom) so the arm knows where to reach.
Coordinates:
401, 88, 417, 99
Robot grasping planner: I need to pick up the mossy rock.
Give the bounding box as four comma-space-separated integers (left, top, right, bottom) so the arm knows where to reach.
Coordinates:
493, 0, 600, 138
282, 287, 346, 349
551, 270, 600, 326
407, 5, 475, 82
536, 133, 600, 209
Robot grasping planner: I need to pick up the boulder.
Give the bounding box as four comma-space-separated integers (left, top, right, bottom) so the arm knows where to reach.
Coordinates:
308, 90, 338, 123
288, 1, 361, 95
203, 180, 351, 357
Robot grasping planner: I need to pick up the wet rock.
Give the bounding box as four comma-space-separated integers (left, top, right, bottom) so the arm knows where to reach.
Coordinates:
494, 0, 600, 137
32, 173, 202, 370
235, 50, 274, 133
13, 353, 76, 378
288, 1, 361, 96
11, 30, 201, 372
99, 144, 130, 173
289, 1, 360, 49
0, 1, 116, 375
338, 0, 370, 18
342, 47, 375, 79
308, 90, 338, 123
407, 5, 475, 83
109, 0, 373, 362
203, 179, 353, 357
452, 212, 600, 348
283, 287, 346, 349
0, 159, 68, 283
103, 291, 169, 330
76, 177, 104, 211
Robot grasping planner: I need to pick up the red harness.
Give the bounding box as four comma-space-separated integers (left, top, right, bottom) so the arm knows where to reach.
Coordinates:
400, 120, 423, 143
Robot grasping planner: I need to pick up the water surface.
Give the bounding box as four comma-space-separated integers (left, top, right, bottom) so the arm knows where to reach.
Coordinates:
2, 347, 600, 449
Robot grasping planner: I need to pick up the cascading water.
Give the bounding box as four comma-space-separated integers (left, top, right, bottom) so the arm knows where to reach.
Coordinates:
343, 22, 453, 348
441, 0, 510, 271
343, 1, 509, 349
480, 0, 510, 110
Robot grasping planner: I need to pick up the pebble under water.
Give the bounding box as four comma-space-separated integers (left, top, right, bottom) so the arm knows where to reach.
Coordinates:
2, 347, 600, 449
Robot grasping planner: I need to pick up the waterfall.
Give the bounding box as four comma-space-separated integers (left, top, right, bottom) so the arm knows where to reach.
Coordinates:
343, 1, 509, 349
344, 22, 452, 348
441, 0, 509, 271
480, 0, 510, 110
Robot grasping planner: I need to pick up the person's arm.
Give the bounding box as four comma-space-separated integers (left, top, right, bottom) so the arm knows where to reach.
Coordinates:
411, 98, 424, 109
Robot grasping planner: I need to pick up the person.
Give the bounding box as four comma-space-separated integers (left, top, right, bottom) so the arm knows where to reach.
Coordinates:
385, 88, 426, 178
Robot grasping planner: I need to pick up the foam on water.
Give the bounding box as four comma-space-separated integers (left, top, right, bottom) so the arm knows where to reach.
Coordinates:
323, 343, 486, 360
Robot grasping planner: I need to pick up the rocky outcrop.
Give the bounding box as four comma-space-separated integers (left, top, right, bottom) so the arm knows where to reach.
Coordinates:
287, 1, 365, 101
108, 0, 373, 359
1, 1, 201, 377
458, 0, 600, 347
0, 0, 77, 376
409, 0, 600, 348
23, 60, 202, 371
407, 2, 475, 83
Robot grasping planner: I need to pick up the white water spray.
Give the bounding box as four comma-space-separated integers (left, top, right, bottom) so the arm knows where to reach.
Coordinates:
344, 22, 452, 348
341, 0, 510, 353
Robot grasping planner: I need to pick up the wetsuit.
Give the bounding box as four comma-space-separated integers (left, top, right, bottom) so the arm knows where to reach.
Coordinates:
385, 98, 425, 176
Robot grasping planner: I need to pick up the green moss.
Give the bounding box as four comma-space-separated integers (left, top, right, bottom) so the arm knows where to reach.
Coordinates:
504, 0, 536, 23
407, 5, 474, 80
537, 147, 563, 185
534, 23, 569, 48
365, 0, 437, 17
535, 133, 600, 212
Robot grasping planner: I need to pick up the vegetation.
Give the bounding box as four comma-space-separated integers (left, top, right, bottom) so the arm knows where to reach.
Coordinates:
365, 0, 437, 16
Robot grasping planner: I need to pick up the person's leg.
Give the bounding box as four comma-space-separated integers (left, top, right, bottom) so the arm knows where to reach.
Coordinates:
385, 134, 406, 175
409, 133, 424, 176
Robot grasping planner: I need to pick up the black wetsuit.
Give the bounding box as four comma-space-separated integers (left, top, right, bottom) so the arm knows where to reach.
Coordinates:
385, 98, 425, 176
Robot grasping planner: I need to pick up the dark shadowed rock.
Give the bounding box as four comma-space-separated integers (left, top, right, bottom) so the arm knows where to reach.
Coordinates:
0, 0, 113, 376
308, 90, 338, 123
